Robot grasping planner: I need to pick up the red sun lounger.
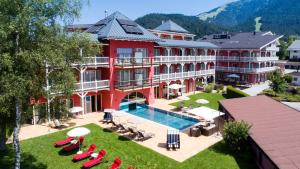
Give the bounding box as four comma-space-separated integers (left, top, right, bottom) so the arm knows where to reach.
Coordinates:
72, 144, 96, 161
63, 136, 84, 152
82, 149, 106, 169
109, 158, 122, 169
54, 136, 74, 147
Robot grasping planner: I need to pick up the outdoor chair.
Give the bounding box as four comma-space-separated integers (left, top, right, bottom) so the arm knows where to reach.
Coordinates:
63, 136, 84, 152
108, 158, 122, 169
136, 130, 155, 141
103, 112, 113, 123
72, 144, 96, 161
54, 136, 74, 147
118, 123, 130, 133
82, 149, 106, 169
166, 130, 180, 150
128, 127, 139, 139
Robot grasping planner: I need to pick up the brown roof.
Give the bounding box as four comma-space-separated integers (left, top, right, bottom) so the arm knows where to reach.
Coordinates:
219, 95, 300, 169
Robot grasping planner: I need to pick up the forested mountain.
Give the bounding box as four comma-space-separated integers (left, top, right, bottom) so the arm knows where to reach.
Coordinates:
197, 0, 300, 35
135, 14, 228, 38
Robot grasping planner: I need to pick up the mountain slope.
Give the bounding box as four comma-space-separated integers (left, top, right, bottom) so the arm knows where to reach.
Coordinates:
135, 14, 228, 38
198, 0, 300, 35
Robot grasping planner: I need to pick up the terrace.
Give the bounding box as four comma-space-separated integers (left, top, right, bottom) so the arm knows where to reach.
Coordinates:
2, 122, 255, 169
3, 93, 256, 169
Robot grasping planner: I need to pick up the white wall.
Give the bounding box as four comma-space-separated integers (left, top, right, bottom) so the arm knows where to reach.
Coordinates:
289, 50, 300, 60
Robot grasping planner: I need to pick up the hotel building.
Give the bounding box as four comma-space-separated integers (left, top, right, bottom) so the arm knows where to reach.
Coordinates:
202, 32, 282, 84
61, 12, 218, 113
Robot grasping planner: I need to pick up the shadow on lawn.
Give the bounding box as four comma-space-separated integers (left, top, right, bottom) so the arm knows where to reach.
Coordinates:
0, 148, 47, 169
210, 141, 257, 169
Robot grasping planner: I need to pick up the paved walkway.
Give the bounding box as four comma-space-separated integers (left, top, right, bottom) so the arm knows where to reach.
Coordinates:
14, 99, 222, 162
242, 81, 271, 96
282, 102, 300, 111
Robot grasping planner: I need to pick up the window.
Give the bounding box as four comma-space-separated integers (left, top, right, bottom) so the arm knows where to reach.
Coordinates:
117, 48, 132, 58
83, 70, 100, 82
135, 48, 148, 58
154, 48, 160, 56
154, 66, 160, 75
294, 77, 298, 81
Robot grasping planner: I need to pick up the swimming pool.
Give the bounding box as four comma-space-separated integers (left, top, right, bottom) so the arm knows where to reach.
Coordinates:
120, 103, 199, 130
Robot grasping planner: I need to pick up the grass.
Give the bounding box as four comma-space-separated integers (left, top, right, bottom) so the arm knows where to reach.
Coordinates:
0, 124, 256, 169
170, 92, 226, 110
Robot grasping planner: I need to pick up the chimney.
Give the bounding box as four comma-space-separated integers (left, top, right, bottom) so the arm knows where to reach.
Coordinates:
162, 20, 165, 24
253, 31, 256, 35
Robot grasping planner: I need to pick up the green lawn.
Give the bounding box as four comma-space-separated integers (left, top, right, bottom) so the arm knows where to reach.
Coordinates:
0, 124, 256, 169
170, 93, 226, 110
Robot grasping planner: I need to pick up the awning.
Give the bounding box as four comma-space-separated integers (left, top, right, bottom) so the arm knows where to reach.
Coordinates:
187, 106, 224, 120
168, 84, 185, 90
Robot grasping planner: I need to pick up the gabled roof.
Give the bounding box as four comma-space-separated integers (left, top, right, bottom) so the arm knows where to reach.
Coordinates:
155, 20, 189, 33
85, 11, 160, 42
288, 40, 300, 51
219, 95, 300, 169
156, 39, 218, 49
67, 24, 93, 30
201, 32, 282, 49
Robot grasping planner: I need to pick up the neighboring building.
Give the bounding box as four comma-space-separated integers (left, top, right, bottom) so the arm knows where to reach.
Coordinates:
288, 40, 300, 61
39, 12, 218, 114
219, 95, 300, 169
291, 72, 300, 86
286, 40, 300, 70
202, 32, 282, 84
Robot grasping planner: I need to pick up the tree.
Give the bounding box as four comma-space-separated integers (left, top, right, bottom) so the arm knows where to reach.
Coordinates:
269, 70, 288, 93
277, 36, 297, 60
223, 121, 251, 152
0, 0, 96, 168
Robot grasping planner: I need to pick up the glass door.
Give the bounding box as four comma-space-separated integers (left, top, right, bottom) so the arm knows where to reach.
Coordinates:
85, 96, 92, 113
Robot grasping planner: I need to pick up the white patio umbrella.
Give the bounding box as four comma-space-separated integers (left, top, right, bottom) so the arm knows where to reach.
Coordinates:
196, 99, 209, 104
227, 74, 240, 78
177, 95, 190, 101
67, 127, 90, 154
168, 84, 184, 90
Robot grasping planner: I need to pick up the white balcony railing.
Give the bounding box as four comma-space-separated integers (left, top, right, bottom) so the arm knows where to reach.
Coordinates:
76, 80, 109, 91
154, 55, 216, 63
72, 57, 109, 66
155, 69, 215, 81
217, 56, 279, 62
216, 66, 278, 73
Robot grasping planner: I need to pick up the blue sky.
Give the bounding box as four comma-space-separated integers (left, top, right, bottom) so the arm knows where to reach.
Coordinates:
74, 0, 237, 24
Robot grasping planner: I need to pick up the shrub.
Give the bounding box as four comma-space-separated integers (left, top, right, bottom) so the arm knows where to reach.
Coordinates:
284, 74, 293, 83
223, 121, 251, 152
269, 70, 288, 93
204, 84, 213, 93
214, 83, 224, 91
262, 89, 277, 97
226, 85, 250, 98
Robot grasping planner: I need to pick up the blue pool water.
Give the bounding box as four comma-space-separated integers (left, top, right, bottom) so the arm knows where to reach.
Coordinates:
120, 103, 199, 130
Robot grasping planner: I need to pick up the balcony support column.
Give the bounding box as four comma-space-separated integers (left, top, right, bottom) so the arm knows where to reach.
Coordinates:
166, 48, 171, 56
205, 49, 208, 56
181, 48, 185, 56
167, 82, 170, 100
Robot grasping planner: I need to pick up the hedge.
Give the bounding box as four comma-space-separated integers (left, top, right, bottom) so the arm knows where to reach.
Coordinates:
226, 85, 250, 98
